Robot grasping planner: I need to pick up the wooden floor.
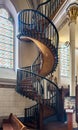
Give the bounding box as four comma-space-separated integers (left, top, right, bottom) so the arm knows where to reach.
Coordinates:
40, 122, 78, 130
27, 122, 68, 130
43, 122, 68, 130
43, 123, 78, 130
26, 113, 78, 130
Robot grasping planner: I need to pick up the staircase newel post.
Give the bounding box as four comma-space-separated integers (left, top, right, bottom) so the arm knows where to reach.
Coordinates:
24, 108, 27, 124
39, 103, 43, 130
59, 87, 65, 121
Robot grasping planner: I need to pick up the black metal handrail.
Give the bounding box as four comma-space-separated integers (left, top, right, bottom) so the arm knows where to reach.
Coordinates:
24, 103, 40, 128
22, 64, 40, 74
37, 0, 52, 18
17, 9, 59, 49
37, 0, 66, 19
16, 5, 65, 123
16, 69, 61, 118
24, 103, 39, 120
17, 9, 59, 73
37, 0, 51, 10
16, 1, 66, 125
17, 69, 59, 90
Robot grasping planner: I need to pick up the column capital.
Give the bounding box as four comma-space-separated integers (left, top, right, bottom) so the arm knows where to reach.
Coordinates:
67, 3, 78, 23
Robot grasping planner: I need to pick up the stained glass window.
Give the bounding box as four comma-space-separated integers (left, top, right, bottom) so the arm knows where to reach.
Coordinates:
0, 8, 14, 69
59, 43, 70, 78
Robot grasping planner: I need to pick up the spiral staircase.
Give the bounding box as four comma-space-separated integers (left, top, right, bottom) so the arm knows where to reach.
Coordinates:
16, 0, 66, 130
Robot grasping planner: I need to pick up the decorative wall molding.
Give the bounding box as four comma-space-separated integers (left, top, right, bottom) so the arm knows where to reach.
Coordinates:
0, 84, 16, 88
0, 78, 16, 87
53, 0, 78, 29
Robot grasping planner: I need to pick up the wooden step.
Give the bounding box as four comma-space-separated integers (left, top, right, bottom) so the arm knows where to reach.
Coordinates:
20, 79, 32, 84
25, 121, 38, 129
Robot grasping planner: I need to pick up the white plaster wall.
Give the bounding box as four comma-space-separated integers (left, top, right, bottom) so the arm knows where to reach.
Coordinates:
10, 0, 31, 12
0, 88, 36, 117
0, 68, 16, 80
19, 41, 39, 68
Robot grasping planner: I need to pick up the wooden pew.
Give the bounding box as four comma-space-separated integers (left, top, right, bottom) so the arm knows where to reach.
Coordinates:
2, 113, 28, 130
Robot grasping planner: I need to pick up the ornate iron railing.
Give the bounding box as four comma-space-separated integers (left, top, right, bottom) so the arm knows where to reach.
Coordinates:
17, 9, 59, 48
17, 69, 61, 118
17, 9, 58, 73
37, 0, 66, 19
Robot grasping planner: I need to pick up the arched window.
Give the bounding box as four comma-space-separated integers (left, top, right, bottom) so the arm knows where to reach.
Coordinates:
0, 8, 14, 69
59, 44, 70, 78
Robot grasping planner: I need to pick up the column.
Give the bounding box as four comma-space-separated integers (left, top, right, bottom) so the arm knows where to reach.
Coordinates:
67, 4, 78, 96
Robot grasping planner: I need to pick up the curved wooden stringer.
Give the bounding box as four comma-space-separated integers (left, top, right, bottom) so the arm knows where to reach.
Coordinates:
19, 36, 54, 76
17, 9, 58, 76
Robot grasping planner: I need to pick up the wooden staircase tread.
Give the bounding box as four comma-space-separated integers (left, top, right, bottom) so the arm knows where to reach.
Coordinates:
21, 81, 32, 83
21, 86, 33, 88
